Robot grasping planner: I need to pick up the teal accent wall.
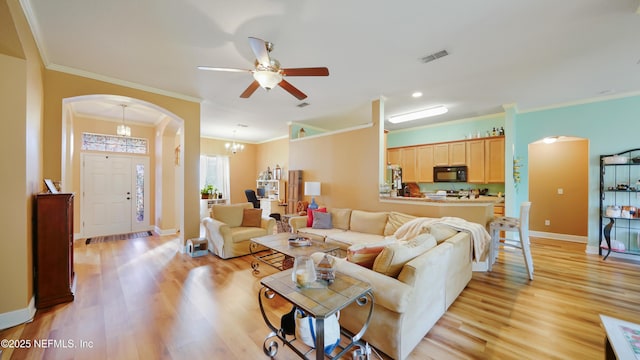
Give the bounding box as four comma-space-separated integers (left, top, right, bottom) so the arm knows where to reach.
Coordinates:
514, 95, 640, 250
387, 114, 505, 147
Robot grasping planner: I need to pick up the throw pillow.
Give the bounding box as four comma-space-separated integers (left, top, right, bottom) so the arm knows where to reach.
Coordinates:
384, 212, 417, 236
372, 233, 437, 277
329, 208, 352, 230
307, 208, 327, 227
424, 223, 459, 243
312, 211, 333, 229
347, 237, 397, 269
241, 208, 263, 227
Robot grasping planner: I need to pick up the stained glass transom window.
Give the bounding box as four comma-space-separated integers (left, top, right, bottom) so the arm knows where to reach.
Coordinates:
81, 133, 148, 154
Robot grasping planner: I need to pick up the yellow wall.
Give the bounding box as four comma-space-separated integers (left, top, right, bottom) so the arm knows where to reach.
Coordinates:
1, 0, 44, 324
71, 115, 157, 233
529, 139, 588, 236
256, 137, 289, 202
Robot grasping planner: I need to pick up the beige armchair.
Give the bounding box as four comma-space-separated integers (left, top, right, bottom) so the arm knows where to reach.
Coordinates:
202, 202, 276, 259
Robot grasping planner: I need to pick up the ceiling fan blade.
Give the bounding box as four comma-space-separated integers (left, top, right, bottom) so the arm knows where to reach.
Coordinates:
279, 79, 307, 100
240, 81, 260, 98
282, 67, 329, 77
197, 66, 251, 73
248, 37, 271, 68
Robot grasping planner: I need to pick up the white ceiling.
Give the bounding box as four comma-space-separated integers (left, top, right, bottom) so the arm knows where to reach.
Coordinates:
22, 0, 640, 143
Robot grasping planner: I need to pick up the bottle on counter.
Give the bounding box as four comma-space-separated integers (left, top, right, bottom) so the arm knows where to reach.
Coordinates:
499, 127, 505, 135
491, 127, 497, 136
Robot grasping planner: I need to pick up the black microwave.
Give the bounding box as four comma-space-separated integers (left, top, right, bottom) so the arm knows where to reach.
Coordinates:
433, 166, 467, 182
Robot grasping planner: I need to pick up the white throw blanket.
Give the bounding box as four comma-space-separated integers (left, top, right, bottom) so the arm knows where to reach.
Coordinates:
393, 216, 490, 261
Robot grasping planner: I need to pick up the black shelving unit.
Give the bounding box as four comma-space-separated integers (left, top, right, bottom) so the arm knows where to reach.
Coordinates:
599, 149, 640, 260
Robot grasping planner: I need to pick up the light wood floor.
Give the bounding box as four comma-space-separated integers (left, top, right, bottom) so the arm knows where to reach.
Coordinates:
2, 234, 640, 360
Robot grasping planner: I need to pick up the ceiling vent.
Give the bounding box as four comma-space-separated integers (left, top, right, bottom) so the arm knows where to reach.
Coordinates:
420, 50, 449, 64
297, 102, 310, 108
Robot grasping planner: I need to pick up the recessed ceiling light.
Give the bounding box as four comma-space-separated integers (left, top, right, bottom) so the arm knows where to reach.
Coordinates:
412, 92, 423, 98
388, 105, 448, 124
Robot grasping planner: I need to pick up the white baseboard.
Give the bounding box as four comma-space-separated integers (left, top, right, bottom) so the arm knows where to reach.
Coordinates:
472, 259, 489, 272
154, 226, 177, 236
530, 231, 587, 243
0, 296, 35, 331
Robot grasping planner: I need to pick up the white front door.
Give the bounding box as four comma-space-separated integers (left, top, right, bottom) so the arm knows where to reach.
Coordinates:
81, 154, 150, 237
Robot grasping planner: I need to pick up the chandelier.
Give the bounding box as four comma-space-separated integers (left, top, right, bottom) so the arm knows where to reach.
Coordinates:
225, 130, 245, 154
116, 104, 131, 137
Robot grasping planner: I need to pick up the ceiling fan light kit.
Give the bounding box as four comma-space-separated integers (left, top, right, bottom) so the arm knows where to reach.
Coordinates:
198, 37, 329, 100
253, 70, 283, 89
388, 105, 448, 124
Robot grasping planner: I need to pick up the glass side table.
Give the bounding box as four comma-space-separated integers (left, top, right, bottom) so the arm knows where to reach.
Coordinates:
259, 269, 374, 360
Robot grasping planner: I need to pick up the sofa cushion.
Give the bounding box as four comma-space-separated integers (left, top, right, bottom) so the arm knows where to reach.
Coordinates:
384, 212, 417, 236
241, 208, 263, 227
326, 231, 385, 249
349, 210, 388, 235
212, 203, 249, 228
307, 208, 327, 227
373, 233, 437, 277
230, 226, 268, 243
329, 208, 352, 230
424, 223, 459, 243
312, 211, 333, 229
347, 237, 397, 269
298, 227, 345, 242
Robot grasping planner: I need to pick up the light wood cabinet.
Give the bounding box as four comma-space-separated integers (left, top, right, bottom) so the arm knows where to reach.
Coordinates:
35, 193, 75, 309
387, 147, 417, 182
466, 140, 485, 183
485, 137, 505, 183
433, 144, 449, 166
449, 142, 467, 165
401, 147, 417, 182
417, 145, 434, 182
434, 142, 466, 166
387, 148, 401, 166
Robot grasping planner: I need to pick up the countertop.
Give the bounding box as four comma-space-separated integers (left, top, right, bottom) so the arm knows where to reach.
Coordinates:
379, 194, 504, 204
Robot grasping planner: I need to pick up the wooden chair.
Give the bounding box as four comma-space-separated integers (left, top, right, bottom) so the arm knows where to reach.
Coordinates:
489, 202, 534, 280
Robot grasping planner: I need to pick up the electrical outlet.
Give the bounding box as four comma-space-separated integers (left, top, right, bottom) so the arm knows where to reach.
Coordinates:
557, 188, 563, 195
545, 220, 550, 226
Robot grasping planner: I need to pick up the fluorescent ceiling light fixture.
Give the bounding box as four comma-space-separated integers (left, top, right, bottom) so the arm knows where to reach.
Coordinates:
388, 105, 448, 124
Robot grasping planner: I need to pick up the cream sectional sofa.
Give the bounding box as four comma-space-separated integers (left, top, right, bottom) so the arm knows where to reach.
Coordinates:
311, 230, 472, 360
292, 208, 487, 359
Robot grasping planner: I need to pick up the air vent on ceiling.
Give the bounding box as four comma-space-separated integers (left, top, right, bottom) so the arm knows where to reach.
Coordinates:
297, 102, 310, 108
420, 50, 449, 64
237, 123, 249, 127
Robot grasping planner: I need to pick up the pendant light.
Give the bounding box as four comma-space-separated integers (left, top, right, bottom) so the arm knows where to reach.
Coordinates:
225, 130, 245, 154
117, 104, 131, 137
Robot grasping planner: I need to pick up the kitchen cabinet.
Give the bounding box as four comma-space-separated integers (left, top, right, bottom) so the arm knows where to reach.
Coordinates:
387, 148, 401, 166
599, 149, 640, 259
466, 140, 485, 183
417, 145, 434, 182
387, 147, 417, 182
35, 193, 75, 308
434, 142, 466, 166
485, 137, 505, 183
401, 147, 417, 182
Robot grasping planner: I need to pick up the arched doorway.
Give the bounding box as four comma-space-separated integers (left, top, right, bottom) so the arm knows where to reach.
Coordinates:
61, 95, 184, 239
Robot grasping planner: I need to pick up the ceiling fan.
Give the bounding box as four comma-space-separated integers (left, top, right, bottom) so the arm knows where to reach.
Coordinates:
198, 37, 329, 100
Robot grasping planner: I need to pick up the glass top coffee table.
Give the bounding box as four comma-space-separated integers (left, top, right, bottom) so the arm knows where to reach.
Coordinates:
258, 269, 374, 360
250, 233, 340, 274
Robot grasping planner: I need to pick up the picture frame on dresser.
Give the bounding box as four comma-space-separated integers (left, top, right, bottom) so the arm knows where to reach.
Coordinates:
44, 178, 58, 193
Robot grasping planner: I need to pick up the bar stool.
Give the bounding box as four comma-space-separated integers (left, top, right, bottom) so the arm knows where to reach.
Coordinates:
489, 201, 534, 280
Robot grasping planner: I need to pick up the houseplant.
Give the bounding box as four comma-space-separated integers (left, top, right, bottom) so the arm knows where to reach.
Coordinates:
201, 184, 215, 199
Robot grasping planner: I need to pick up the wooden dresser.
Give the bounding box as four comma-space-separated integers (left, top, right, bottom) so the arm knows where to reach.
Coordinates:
34, 193, 75, 308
